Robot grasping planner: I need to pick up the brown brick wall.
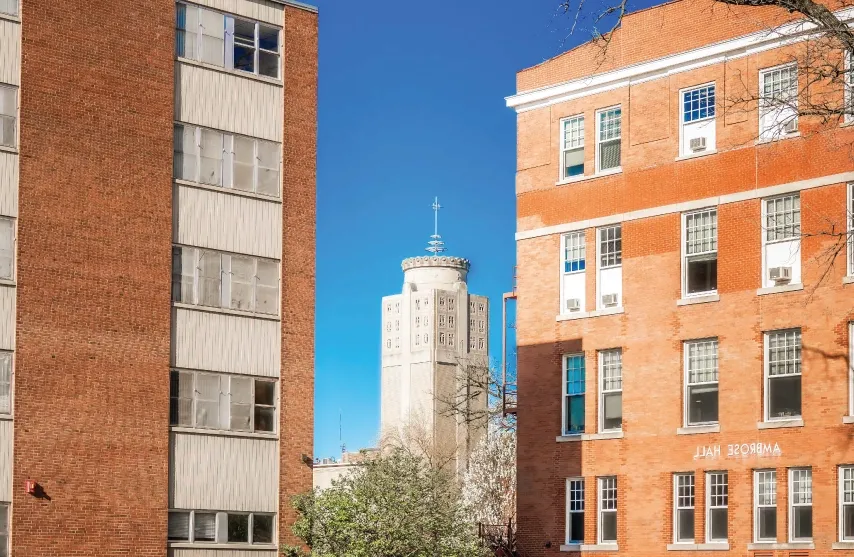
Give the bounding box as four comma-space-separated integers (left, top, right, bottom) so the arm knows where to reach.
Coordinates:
12, 0, 175, 555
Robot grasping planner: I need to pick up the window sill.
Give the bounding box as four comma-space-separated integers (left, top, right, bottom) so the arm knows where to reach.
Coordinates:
756, 282, 803, 296
170, 426, 278, 441
843, 276, 854, 285
843, 416, 854, 424
0, 414, 12, 422
747, 542, 814, 550
556, 434, 583, 442
676, 424, 720, 435
755, 131, 801, 145
167, 542, 278, 551
667, 543, 729, 551
174, 179, 282, 204
556, 307, 624, 322
585, 431, 624, 441
0, 145, 18, 155
560, 543, 582, 552
580, 544, 618, 552
833, 542, 854, 549
676, 294, 719, 306
757, 418, 803, 429
176, 57, 283, 87
555, 167, 621, 185
675, 149, 718, 162
0, 12, 20, 24
0, 279, 16, 288
172, 302, 281, 321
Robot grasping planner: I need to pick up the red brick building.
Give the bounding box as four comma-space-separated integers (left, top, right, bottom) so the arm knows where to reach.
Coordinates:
507, 1, 854, 555
0, 0, 316, 555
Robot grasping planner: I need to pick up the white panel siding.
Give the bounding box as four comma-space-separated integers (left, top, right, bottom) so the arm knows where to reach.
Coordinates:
188, 0, 283, 25
0, 287, 15, 351
169, 432, 278, 512
173, 308, 280, 377
0, 152, 17, 217
174, 186, 281, 259
0, 420, 10, 501
175, 63, 283, 142
170, 550, 278, 557
0, 20, 20, 86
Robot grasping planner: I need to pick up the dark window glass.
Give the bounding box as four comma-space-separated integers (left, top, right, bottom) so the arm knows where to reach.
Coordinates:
601, 512, 617, 543
687, 385, 718, 424
709, 508, 727, 541
603, 392, 622, 430
687, 258, 717, 294
793, 506, 812, 540
253, 514, 274, 544
677, 509, 694, 542
569, 512, 584, 544
228, 514, 249, 543
758, 507, 776, 541
254, 407, 275, 432
255, 381, 275, 405
565, 396, 585, 434
768, 375, 801, 418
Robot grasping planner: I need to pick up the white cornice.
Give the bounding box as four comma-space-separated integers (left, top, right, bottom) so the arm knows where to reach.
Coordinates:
506, 8, 854, 113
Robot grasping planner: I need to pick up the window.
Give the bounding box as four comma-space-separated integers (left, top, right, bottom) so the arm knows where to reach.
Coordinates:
561, 231, 586, 314
598, 477, 617, 544
684, 339, 718, 426
848, 183, 853, 276
598, 226, 621, 269
172, 246, 279, 315
760, 64, 798, 140
176, 3, 281, 79
565, 231, 586, 273
683, 209, 717, 296
762, 194, 801, 287
599, 349, 622, 432
0, 503, 7, 557
755, 470, 777, 542
597, 225, 622, 308
840, 466, 854, 541
562, 116, 585, 179
596, 107, 621, 172
170, 370, 277, 433
0, 352, 12, 415
765, 329, 802, 420
0, 0, 17, 16
707, 472, 728, 542
168, 510, 275, 545
789, 468, 812, 541
0, 217, 13, 281
674, 473, 695, 543
765, 194, 801, 242
563, 354, 585, 435
681, 84, 716, 155
0, 85, 15, 148
683, 85, 716, 123
566, 478, 584, 544
174, 124, 281, 197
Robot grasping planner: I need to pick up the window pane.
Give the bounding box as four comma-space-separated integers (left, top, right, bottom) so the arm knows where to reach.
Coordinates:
259, 25, 279, 51
234, 19, 256, 73
255, 406, 275, 432
199, 129, 223, 186
255, 380, 275, 406
598, 226, 622, 268
565, 395, 585, 434
169, 371, 193, 426
174, 125, 197, 181
603, 392, 621, 430
230, 256, 254, 311
168, 511, 190, 541
232, 136, 255, 192
599, 140, 621, 171
195, 374, 221, 428
253, 514, 274, 544
172, 246, 195, 304
198, 251, 221, 307
677, 508, 694, 542
601, 513, 617, 543
176, 4, 198, 60
844, 505, 854, 540
683, 85, 716, 122
687, 385, 718, 424
194, 513, 216, 542
765, 195, 801, 241
564, 232, 586, 273
686, 258, 717, 294
230, 376, 252, 431
793, 506, 812, 540
257, 141, 280, 196
564, 149, 584, 177
768, 330, 801, 376
0, 353, 10, 414
228, 514, 249, 542
569, 512, 584, 543
255, 259, 278, 315
0, 87, 15, 148
758, 507, 776, 540
768, 375, 801, 418
259, 51, 279, 78
709, 508, 727, 541
566, 355, 585, 394
200, 9, 225, 66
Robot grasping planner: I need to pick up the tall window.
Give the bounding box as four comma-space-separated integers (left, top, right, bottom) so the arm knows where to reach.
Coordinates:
0, 352, 11, 415
168, 510, 275, 545
681, 84, 716, 155
0, 85, 15, 149
763, 193, 801, 287
789, 468, 813, 542
597, 225, 622, 309
598, 477, 617, 544
566, 478, 584, 544
684, 339, 719, 426
674, 474, 695, 543
596, 107, 621, 172
759, 64, 798, 140
707, 471, 728, 542
755, 470, 777, 542
840, 466, 854, 541
0, 503, 7, 557
0, 0, 17, 16
562, 116, 585, 178
684, 209, 717, 296
562, 231, 586, 314
848, 183, 853, 276
599, 349, 622, 432
765, 329, 802, 420
563, 354, 585, 435
0, 217, 14, 281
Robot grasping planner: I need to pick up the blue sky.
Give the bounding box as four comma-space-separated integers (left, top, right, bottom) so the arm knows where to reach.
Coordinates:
311, 0, 633, 459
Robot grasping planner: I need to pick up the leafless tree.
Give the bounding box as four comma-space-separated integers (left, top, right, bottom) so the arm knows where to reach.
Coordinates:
436, 357, 517, 433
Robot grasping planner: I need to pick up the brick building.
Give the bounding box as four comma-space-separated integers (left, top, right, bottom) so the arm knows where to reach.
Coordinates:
0, 0, 316, 555
507, 1, 854, 555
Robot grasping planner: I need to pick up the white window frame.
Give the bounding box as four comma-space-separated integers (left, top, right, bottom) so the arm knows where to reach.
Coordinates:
597, 476, 617, 544
764, 329, 802, 422
681, 209, 718, 298
679, 82, 716, 156
673, 473, 695, 544
167, 510, 276, 545
684, 339, 719, 427
561, 231, 586, 314
594, 105, 622, 174
849, 322, 854, 418
759, 62, 799, 140
847, 182, 853, 277
845, 52, 854, 125
706, 471, 728, 543
754, 469, 777, 543
562, 353, 586, 436
0, 351, 12, 416
840, 465, 854, 542
0, 217, 15, 282
565, 477, 585, 545
560, 114, 585, 181
763, 193, 801, 244
0, 84, 17, 150
789, 468, 813, 542
598, 349, 622, 433
0, 501, 8, 557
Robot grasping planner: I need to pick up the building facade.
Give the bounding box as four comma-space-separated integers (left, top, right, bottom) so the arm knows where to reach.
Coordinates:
508, 1, 854, 555
0, 0, 316, 555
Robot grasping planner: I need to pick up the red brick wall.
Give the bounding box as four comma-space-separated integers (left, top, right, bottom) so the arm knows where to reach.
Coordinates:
279, 5, 318, 548
12, 0, 175, 555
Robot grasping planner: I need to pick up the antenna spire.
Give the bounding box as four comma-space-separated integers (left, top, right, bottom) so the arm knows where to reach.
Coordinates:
426, 197, 446, 255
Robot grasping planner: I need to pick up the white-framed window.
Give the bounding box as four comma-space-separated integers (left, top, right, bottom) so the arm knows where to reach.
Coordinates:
566, 478, 585, 544
563, 354, 585, 435
0, 352, 11, 415
847, 183, 853, 276
764, 329, 802, 421
0, 0, 18, 16
170, 370, 277, 433
840, 466, 854, 541
168, 510, 275, 545
599, 349, 622, 432
680, 83, 716, 155
683, 209, 717, 296
561, 231, 586, 314
706, 471, 728, 542
759, 63, 799, 140
174, 124, 281, 198
754, 469, 777, 542
561, 115, 585, 179
0, 217, 14, 281
0, 85, 16, 149
172, 246, 279, 315
176, 2, 281, 79
674, 473, 695, 543
684, 339, 718, 426
849, 322, 854, 418
597, 225, 622, 309
598, 476, 617, 544
595, 107, 621, 172
762, 193, 801, 287
789, 468, 813, 541
846, 51, 854, 124
0, 502, 7, 557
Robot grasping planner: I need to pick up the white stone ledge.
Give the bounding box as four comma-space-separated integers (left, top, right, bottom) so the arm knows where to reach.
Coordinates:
675, 149, 718, 162
667, 543, 729, 551
560, 543, 582, 552
677, 294, 719, 306
843, 276, 854, 285
556, 307, 624, 322
677, 424, 720, 435
556, 168, 622, 186
580, 544, 618, 552
747, 542, 814, 550
756, 283, 804, 296
843, 416, 854, 424
833, 542, 854, 550
755, 131, 801, 145
757, 418, 803, 429
0, 145, 17, 155
0, 12, 20, 24
557, 431, 624, 442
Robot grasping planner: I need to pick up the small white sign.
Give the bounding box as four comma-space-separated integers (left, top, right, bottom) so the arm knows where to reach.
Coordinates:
693, 442, 782, 460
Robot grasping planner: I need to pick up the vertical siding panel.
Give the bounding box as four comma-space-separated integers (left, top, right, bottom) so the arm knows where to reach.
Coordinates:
170, 550, 278, 557
0, 153, 18, 217
0, 20, 20, 86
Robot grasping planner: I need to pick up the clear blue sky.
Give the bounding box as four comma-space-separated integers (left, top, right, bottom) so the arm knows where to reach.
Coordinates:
311, 0, 645, 459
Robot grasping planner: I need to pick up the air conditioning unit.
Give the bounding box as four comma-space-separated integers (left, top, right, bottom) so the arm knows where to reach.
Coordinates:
689, 137, 707, 152
783, 118, 798, 134
601, 293, 619, 307
768, 266, 792, 284
565, 298, 581, 312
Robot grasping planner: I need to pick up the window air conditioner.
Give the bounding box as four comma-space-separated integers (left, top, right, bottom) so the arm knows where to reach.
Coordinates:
768, 266, 792, 284
601, 293, 619, 307
689, 137, 707, 152
565, 298, 581, 312
783, 118, 798, 134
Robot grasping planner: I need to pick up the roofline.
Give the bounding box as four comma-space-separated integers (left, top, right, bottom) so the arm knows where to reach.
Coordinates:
274, 0, 318, 13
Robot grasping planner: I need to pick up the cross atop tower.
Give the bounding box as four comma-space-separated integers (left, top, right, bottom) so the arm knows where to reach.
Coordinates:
426, 196, 446, 255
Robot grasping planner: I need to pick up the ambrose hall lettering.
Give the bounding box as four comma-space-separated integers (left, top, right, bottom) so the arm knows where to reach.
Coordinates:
693, 442, 782, 460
